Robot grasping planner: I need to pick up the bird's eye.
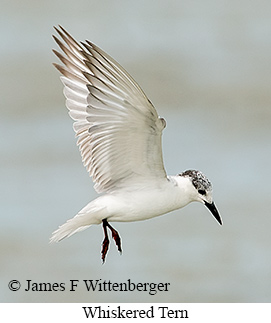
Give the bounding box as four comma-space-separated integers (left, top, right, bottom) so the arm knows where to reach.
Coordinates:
198, 189, 206, 195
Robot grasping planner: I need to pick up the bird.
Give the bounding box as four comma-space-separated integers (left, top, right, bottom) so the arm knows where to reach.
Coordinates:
50, 25, 222, 263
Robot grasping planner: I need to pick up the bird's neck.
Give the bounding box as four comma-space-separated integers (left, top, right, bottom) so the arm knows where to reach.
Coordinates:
167, 175, 197, 206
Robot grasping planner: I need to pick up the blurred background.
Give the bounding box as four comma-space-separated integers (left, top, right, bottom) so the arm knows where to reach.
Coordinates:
1, 0, 270, 302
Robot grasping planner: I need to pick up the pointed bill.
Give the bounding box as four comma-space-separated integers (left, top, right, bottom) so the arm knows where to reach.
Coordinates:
204, 202, 223, 225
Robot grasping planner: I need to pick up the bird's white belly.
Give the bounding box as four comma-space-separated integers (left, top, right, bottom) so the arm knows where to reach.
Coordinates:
101, 184, 190, 223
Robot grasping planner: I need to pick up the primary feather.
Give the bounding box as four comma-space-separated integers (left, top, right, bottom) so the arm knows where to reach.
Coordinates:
53, 25, 167, 194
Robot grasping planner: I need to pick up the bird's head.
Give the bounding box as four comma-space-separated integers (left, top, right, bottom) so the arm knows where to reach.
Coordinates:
178, 170, 222, 225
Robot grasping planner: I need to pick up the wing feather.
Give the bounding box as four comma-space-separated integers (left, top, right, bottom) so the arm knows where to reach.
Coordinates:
53, 25, 167, 193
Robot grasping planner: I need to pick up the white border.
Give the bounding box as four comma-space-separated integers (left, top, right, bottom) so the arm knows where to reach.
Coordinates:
1, 303, 270, 322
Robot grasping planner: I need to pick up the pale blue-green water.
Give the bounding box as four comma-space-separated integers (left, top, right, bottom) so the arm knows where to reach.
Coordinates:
1, 0, 271, 302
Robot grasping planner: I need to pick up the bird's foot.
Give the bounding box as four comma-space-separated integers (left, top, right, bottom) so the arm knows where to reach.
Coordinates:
101, 219, 122, 263
110, 228, 122, 254
101, 236, 109, 264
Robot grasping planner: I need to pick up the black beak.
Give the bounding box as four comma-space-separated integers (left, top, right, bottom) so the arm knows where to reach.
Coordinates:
204, 201, 223, 225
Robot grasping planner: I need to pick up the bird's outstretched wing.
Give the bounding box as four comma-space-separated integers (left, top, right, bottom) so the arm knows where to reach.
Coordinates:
53, 26, 167, 193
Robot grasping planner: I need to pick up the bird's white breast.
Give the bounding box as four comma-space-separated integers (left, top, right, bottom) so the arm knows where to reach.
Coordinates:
98, 176, 193, 222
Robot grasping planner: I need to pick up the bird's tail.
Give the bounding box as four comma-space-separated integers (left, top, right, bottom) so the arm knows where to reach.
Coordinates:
50, 203, 106, 243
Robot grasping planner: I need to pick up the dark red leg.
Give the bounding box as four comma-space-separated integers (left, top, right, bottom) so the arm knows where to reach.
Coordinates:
101, 219, 122, 263
101, 219, 109, 263
107, 221, 122, 254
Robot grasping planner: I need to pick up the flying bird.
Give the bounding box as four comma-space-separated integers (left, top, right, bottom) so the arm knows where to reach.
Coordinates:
51, 26, 222, 262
